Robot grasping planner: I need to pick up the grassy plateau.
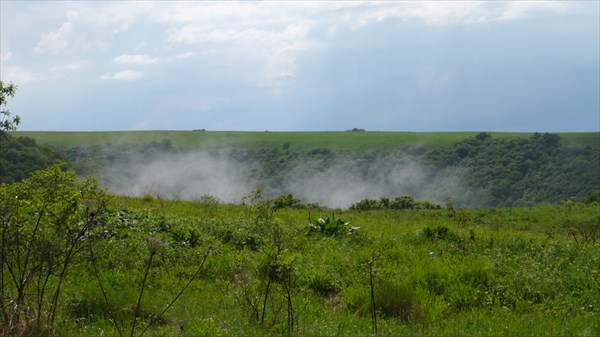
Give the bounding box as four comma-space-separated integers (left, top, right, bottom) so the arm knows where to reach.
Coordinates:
12, 130, 600, 151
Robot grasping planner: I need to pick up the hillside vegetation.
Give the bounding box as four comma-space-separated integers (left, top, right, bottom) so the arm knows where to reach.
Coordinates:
18, 131, 597, 208
2, 131, 599, 207
0, 131, 63, 183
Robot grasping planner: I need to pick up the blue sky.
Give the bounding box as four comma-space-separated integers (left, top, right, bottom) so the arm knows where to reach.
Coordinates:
1, 1, 598, 132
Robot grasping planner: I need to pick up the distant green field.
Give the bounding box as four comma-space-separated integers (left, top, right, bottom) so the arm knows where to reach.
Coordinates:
11, 131, 600, 151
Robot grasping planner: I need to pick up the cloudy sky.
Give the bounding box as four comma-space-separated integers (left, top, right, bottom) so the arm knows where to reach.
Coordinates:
1, 1, 598, 132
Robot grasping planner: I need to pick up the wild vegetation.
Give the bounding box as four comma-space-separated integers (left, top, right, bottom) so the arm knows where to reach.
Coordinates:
0, 132, 63, 184
1, 165, 599, 336
13, 131, 598, 208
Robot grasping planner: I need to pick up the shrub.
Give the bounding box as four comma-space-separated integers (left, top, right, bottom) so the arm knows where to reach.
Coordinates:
350, 196, 441, 211
421, 225, 458, 241
304, 267, 340, 297
0, 164, 109, 334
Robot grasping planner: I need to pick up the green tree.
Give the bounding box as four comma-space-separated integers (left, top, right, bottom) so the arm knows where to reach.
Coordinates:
0, 81, 20, 131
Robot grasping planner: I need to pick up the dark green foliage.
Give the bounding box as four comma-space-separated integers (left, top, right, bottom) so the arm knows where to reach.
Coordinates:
48, 132, 599, 208
350, 196, 442, 211
269, 194, 305, 211
421, 225, 458, 241
427, 132, 600, 206
350, 198, 384, 211
0, 81, 20, 131
0, 132, 63, 184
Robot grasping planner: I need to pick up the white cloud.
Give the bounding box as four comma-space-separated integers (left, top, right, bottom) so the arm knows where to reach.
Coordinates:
173, 52, 196, 60
0, 65, 39, 83
166, 26, 263, 45
152, 2, 267, 24
113, 54, 160, 65
50, 60, 91, 72
166, 20, 316, 86
21, 1, 570, 90
31, 4, 151, 54
342, 1, 571, 28
159, 1, 569, 88
100, 70, 143, 81
33, 21, 73, 53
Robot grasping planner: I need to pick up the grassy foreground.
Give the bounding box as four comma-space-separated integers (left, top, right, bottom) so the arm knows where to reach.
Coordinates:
3, 163, 598, 337
12, 131, 600, 151
62, 197, 599, 336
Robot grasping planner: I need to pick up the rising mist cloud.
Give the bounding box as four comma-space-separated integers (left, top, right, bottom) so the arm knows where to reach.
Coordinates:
99, 149, 477, 208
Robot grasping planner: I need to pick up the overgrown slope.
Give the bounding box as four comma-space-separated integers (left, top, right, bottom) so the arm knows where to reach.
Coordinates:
0, 131, 63, 184
50, 132, 599, 208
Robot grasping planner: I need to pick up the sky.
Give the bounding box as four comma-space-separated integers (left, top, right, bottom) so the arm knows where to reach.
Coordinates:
1, 1, 598, 132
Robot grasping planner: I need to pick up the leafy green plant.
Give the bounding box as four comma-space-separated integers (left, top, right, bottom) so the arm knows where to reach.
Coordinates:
306, 215, 358, 236
420, 225, 458, 242
0, 164, 108, 335
0, 81, 20, 131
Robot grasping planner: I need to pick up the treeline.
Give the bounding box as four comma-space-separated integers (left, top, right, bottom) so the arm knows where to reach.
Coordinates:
222, 132, 599, 207
2, 131, 598, 208
350, 195, 442, 211
427, 132, 600, 206
0, 131, 63, 183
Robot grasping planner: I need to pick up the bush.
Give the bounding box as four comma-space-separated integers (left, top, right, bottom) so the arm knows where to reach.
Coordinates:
0, 164, 109, 335
304, 267, 340, 297
350, 196, 441, 211
421, 225, 458, 241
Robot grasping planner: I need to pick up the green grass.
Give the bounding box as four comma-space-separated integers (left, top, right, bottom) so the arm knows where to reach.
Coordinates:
12, 130, 600, 151
3, 175, 599, 336
55, 196, 599, 337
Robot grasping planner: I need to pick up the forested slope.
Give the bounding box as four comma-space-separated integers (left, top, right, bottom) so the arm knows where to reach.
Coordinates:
50, 132, 599, 208
0, 131, 63, 183
428, 132, 599, 206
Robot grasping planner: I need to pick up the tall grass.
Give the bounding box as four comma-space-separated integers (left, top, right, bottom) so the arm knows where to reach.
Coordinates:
2, 186, 598, 336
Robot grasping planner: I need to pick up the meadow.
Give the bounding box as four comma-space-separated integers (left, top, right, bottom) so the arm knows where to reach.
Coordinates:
12, 131, 600, 151
1, 165, 598, 337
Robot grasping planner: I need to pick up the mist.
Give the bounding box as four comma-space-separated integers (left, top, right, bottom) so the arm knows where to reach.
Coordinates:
101, 150, 257, 202
99, 149, 477, 209
282, 152, 473, 208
